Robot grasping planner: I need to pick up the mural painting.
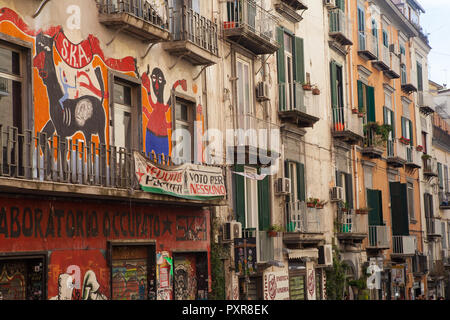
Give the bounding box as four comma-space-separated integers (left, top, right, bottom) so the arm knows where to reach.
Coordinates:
174, 254, 197, 300
0, 262, 26, 300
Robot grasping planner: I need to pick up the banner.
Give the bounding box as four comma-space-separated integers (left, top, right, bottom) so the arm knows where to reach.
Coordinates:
134, 152, 226, 200
263, 270, 289, 300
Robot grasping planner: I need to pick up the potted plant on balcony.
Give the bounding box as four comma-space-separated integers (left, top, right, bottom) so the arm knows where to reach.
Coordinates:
352, 108, 359, 114
267, 224, 283, 237
355, 207, 371, 214
422, 153, 431, 160
312, 85, 320, 95
340, 202, 350, 213
315, 200, 328, 209
416, 145, 424, 152
399, 136, 410, 145
302, 82, 312, 91
307, 198, 319, 208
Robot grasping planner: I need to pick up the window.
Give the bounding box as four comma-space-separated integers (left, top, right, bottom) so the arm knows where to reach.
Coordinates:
438, 162, 443, 189
401, 63, 407, 85
382, 30, 389, 48
417, 61, 423, 91
357, 81, 375, 122
110, 243, 156, 300
384, 107, 395, 142
236, 59, 252, 116
112, 82, 132, 149
0, 44, 25, 131
401, 117, 413, 146
285, 160, 306, 203
407, 182, 415, 222
173, 99, 195, 163
244, 167, 259, 229
277, 28, 305, 111
422, 131, 427, 154
336, 171, 353, 209
331, 62, 345, 127
357, 6, 365, 49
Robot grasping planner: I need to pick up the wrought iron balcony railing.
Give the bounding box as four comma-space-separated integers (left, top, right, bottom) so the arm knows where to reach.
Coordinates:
392, 235, 416, 255
358, 31, 378, 60
368, 224, 390, 249
285, 201, 323, 233
329, 8, 352, 46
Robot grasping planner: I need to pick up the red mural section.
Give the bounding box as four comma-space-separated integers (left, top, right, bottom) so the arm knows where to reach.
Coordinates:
0, 196, 210, 299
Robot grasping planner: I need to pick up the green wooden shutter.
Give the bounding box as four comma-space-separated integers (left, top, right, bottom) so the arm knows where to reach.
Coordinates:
330, 61, 338, 109
390, 110, 395, 138
366, 85, 375, 122
408, 119, 413, 146
285, 160, 291, 202
277, 27, 286, 111
297, 162, 306, 202
417, 62, 423, 91
336, 170, 342, 187
438, 163, 443, 189
336, 0, 345, 11
390, 182, 409, 236
294, 37, 305, 84
258, 175, 270, 232
383, 106, 388, 125
401, 117, 406, 138
367, 189, 383, 226
345, 173, 353, 209
357, 81, 364, 112
234, 165, 246, 226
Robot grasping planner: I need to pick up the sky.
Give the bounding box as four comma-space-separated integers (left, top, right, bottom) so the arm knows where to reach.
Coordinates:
419, 0, 450, 87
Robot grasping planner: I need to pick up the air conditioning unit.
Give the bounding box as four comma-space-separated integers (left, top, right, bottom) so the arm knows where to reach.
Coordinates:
330, 186, 344, 202
324, 0, 337, 9
223, 221, 242, 241
319, 244, 333, 266
389, 43, 399, 55
275, 177, 291, 195
256, 81, 270, 102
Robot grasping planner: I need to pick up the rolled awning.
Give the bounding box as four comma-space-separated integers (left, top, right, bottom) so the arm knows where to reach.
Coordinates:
287, 248, 319, 260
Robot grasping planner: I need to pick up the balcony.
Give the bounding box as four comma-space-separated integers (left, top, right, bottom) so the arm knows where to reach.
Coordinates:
423, 156, 438, 178
278, 83, 319, 128
428, 259, 445, 278
384, 53, 400, 79
223, 0, 279, 55
426, 217, 442, 238
362, 126, 385, 159
0, 126, 225, 206
372, 45, 390, 72
162, 6, 219, 66
336, 210, 368, 241
274, 0, 308, 23
367, 225, 390, 249
405, 146, 421, 169
392, 235, 416, 256
329, 8, 353, 46
332, 107, 364, 145
400, 62, 418, 93
412, 254, 428, 276
226, 113, 280, 167
358, 31, 378, 61
417, 91, 435, 116
98, 0, 171, 42
258, 231, 283, 264
283, 201, 324, 244
386, 139, 407, 168
439, 191, 450, 209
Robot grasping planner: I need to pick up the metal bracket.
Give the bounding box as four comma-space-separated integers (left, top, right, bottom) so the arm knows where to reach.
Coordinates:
168, 54, 186, 70
106, 26, 127, 46
33, 0, 51, 18
255, 53, 273, 75
141, 43, 157, 60
193, 65, 209, 81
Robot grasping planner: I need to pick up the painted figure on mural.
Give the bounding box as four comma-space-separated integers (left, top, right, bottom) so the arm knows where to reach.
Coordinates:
58, 68, 77, 110
50, 270, 107, 300
33, 32, 106, 150
142, 66, 187, 159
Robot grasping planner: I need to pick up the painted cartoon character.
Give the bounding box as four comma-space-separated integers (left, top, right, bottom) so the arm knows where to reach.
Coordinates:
33, 32, 106, 167
58, 68, 77, 110
142, 67, 187, 158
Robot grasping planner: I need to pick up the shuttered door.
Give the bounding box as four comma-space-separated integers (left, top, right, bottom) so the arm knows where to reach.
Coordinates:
289, 274, 306, 300
234, 165, 246, 226
367, 189, 383, 226
277, 27, 286, 111
390, 182, 409, 236
345, 173, 354, 209
330, 62, 338, 110
0, 261, 26, 300
366, 86, 376, 122
174, 254, 197, 300
297, 162, 306, 202
357, 81, 364, 112
293, 37, 305, 84
258, 173, 270, 232
112, 246, 148, 300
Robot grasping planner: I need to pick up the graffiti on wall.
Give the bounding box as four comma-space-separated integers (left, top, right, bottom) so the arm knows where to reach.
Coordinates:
141, 67, 187, 158
174, 255, 197, 300
50, 268, 107, 300
112, 261, 147, 300
156, 251, 173, 300
0, 262, 26, 300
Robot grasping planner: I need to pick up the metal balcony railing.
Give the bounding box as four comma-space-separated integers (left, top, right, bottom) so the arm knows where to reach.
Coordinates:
223, 0, 278, 46
381, 45, 390, 68
390, 53, 401, 76
423, 157, 438, 176
358, 31, 378, 59
279, 82, 318, 117
0, 126, 140, 189
169, 6, 218, 56
337, 211, 368, 234
401, 64, 407, 84
368, 225, 390, 248
392, 235, 416, 255
285, 201, 322, 233
363, 127, 384, 149
426, 217, 442, 236
387, 139, 394, 157
332, 107, 364, 137
329, 8, 352, 45
99, 0, 169, 29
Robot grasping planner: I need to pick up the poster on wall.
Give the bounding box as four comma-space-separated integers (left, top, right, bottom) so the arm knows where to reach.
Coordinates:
391, 266, 405, 286
134, 152, 226, 200
234, 237, 257, 276
263, 270, 289, 300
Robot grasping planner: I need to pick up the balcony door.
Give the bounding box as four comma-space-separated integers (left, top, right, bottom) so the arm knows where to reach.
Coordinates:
236, 58, 253, 132
112, 82, 132, 150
